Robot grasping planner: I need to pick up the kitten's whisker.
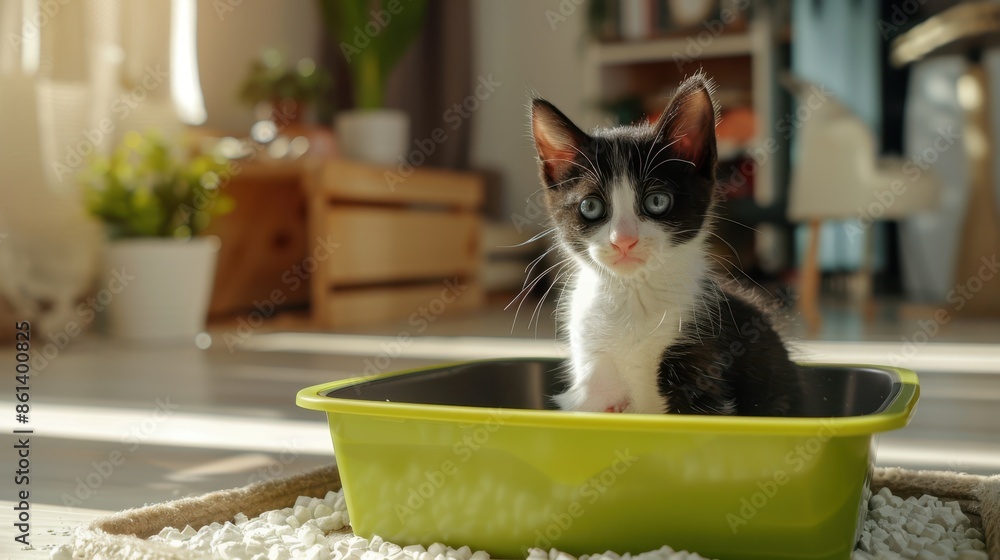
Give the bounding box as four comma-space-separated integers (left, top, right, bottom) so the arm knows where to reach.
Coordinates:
648, 309, 670, 337
548, 172, 602, 190
530, 264, 571, 338
552, 262, 578, 332
567, 145, 601, 184
646, 157, 694, 176
523, 245, 558, 282
639, 141, 652, 182
642, 139, 682, 182
675, 263, 716, 338
641, 138, 661, 182
708, 214, 761, 234
540, 158, 601, 182
702, 230, 745, 270
507, 258, 570, 333
715, 283, 740, 334
674, 260, 712, 340
520, 252, 567, 300
649, 137, 684, 163
547, 177, 580, 189
708, 253, 775, 300
530, 265, 566, 329
549, 262, 573, 337
592, 140, 605, 183
666, 228, 774, 303
500, 228, 555, 249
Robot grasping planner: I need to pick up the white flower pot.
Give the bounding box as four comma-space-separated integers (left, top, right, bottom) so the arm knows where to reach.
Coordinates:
103, 237, 219, 340
335, 109, 410, 166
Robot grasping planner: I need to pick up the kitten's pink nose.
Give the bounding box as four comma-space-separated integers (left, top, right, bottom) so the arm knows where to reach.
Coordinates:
611, 233, 638, 254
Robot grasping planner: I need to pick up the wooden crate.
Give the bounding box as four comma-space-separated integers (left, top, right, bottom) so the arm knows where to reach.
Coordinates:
307, 160, 485, 329
203, 160, 316, 318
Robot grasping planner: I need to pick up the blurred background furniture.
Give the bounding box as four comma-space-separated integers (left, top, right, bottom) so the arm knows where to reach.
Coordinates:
786, 76, 940, 333
892, 1, 1000, 317
203, 158, 316, 319
307, 160, 485, 329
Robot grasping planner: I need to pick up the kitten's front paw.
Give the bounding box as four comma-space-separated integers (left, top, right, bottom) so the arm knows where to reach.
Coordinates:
603, 399, 631, 413
553, 388, 631, 413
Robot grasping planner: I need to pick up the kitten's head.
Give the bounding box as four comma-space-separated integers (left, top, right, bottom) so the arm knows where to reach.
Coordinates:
531, 74, 718, 278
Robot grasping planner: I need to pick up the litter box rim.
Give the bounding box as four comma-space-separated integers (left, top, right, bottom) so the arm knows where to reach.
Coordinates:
296, 359, 919, 437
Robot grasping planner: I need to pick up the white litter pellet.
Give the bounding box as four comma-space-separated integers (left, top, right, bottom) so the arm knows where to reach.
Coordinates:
60, 482, 984, 560
148, 483, 441, 558
216, 541, 245, 559
294, 505, 313, 522
854, 486, 987, 560
294, 496, 312, 508
539, 546, 712, 560
316, 512, 342, 532
304, 544, 330, 560
49, 545, 73, 560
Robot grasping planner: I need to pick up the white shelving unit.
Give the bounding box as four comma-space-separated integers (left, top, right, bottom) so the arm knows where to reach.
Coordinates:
583, 2, 784, 207
589, 33, 754, 65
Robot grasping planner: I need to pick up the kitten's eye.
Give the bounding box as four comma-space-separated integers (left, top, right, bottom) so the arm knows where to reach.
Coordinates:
643, 192, 672, 216
578, 197, 606, 221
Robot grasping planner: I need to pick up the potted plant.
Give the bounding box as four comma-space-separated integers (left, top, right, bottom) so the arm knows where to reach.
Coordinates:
319, 0, 427, 165
82, 131, 233, 339
237, 49, 332, 127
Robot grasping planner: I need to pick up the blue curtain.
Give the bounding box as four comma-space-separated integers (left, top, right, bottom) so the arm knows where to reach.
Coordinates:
791, 0, 883, 272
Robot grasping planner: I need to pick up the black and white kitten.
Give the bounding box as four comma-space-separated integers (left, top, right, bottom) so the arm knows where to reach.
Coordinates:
530, 74, 801, 416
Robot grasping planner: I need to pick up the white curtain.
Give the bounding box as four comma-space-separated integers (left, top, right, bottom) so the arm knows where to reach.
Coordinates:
0, 0, 203, 334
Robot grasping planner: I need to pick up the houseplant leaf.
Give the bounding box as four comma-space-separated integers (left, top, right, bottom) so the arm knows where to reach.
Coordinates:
319, 0, 427, 109
81, 131, 232, 239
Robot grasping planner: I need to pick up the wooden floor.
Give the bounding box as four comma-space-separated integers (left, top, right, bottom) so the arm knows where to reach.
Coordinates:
3, 298, 1000, 557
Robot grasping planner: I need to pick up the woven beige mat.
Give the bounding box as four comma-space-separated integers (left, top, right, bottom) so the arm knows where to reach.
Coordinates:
69, 465, 1000, 560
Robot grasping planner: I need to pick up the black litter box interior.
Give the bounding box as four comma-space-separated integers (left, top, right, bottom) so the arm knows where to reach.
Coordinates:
324, 359, 900, 418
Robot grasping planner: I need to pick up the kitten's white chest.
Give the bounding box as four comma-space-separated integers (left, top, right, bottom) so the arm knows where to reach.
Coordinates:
560, 266, 695, 414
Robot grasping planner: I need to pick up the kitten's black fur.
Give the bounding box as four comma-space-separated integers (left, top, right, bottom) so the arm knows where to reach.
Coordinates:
532, 74, 802, 416
657, 281, 802, 416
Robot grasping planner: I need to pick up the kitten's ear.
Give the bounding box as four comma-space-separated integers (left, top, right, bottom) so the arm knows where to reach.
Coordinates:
654, 75, 718, 175
531, 98, 591, 186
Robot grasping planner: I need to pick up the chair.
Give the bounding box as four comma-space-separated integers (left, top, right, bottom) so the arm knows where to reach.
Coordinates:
784, 75, 940, 333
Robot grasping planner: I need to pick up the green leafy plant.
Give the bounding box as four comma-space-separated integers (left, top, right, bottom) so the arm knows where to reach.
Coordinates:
82, 131, 234, 239
319, 0, 427, 109
237, 49, 332, 109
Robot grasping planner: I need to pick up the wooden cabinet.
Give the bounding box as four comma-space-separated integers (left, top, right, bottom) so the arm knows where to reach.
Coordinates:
307, 160, 485, 328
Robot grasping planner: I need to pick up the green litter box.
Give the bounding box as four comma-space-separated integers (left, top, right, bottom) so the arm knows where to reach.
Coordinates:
297, 359, 919, 560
